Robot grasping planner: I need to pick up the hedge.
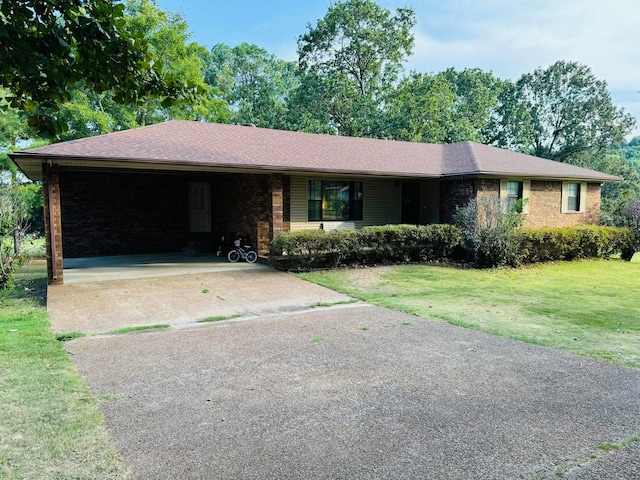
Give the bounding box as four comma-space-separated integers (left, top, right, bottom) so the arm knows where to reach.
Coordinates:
513, 226, 636, 264
271, 224, 462, 270
270, 224, 636, 271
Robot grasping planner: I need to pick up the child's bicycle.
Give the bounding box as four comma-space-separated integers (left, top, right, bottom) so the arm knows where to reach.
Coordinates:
227, 239, 258, 263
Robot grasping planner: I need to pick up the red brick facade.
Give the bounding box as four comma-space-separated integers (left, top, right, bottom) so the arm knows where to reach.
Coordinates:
56, 169, 291, 267
45, 166, 602, 285
439, 178, 602, 227
42, 162, 64, 284
523, 181, 600, 227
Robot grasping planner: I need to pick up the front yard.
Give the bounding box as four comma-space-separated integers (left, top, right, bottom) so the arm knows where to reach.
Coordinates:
300, 258, 640, 369
0, 261, 128, 479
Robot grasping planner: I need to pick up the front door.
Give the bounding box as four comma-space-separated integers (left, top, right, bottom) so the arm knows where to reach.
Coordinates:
188, 182, 211, 233
401, 182, 420, 225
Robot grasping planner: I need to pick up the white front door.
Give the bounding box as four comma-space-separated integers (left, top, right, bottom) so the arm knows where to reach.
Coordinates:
188, 182, 211, 233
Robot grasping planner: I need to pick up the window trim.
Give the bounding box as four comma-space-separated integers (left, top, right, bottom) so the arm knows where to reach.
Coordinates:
307, 179, 364, 222
500, 179, 530, 214
561, 182, 587, 213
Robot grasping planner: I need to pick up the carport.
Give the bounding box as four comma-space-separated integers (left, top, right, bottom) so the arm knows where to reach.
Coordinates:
62, 252, 266, 284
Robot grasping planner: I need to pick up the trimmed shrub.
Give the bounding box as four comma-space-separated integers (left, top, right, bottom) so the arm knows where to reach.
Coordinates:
271, 224, 463, 271
617, 198, 640, 260
513, 226, 635, 264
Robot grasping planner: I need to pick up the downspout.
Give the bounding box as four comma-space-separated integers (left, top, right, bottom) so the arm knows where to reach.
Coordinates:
46, 159, 58, 282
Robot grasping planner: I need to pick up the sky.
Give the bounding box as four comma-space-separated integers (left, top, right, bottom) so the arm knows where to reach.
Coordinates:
156, 0, 640, 138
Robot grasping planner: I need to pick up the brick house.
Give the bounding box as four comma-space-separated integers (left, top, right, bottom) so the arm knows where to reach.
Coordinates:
10, 120, 619, 284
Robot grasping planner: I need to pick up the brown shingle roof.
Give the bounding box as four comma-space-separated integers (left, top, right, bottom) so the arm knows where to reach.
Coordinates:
11, 120, 620, 182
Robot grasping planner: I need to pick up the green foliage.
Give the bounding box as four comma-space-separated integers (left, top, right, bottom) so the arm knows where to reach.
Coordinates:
454, 196, 523, 268
294, 0, 415, 136
385, 72, 456, 143
271, 224, 462, 270
439, 68, 507, 143
0, 263, 129, 478
615, 198, 640, 260
0, 0, 200, 137
514, 226, 635, 264
493, 60, 636, 162
204, 43, 297, 129
0, 184, 30, 289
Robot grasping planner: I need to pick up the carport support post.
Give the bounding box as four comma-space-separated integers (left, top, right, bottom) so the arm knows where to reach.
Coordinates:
43, 160, 63, 284
270, 174, 284, 251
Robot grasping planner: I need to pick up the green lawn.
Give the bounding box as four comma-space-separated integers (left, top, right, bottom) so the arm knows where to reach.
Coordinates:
300, 258, 640, 369
0, 261, 129, 479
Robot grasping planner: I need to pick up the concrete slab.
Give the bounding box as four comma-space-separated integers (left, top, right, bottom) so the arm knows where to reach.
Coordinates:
63, 253, 260, 284
48, 267, 353, 334
66, 306, 640, 480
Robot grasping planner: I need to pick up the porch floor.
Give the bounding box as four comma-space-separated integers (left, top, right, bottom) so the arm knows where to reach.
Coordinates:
62, 253, 267, 284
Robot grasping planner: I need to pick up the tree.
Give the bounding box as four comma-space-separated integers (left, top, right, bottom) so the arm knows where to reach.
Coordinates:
0, 184, 29, 288
294, 0, 415, 136
203, 43, 297, 129
384, 72, 456, 143
439, 68, 506, 144
0, 0, 201, 135
46, 0, 229, 141
494, 61, 636, 163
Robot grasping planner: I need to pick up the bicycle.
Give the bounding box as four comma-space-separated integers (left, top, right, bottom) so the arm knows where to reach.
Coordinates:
227, 239, 258, 263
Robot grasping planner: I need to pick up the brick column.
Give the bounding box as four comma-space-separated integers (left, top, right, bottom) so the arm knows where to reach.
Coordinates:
270, 174, 284, 253
42, 161, 63, 284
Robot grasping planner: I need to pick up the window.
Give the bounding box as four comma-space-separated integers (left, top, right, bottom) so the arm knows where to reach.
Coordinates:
506, 181, 523, 209
562, 182, 586, 213
500, 179, 530, 214
308, 180, 363, 221
567, 183, 580, 212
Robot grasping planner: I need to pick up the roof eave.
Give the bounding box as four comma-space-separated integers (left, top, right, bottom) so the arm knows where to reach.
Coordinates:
442, 170, 621, 183
10, 153, 442, 179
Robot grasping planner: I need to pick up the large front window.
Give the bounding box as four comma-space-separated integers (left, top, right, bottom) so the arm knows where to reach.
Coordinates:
308, 180, 363, 221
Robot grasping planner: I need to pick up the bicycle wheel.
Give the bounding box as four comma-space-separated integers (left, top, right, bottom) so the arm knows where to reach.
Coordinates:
227, 250, 240, 262
246, 251, 258, 263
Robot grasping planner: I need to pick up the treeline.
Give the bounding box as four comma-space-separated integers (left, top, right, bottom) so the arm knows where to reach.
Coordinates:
1, 0, 639, 217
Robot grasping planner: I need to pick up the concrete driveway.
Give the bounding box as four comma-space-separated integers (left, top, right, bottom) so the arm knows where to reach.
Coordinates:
64, 297, 640, 479
48, 258, 353, 334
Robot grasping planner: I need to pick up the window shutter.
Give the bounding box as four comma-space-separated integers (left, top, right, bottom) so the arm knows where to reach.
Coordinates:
561, 182, 569, 213
579, 182, 587, 213
500, 180, 508, 201
522, 180, 531, 214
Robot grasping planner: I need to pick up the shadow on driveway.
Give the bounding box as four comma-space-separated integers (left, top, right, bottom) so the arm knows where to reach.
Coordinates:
67, 305, 640, 479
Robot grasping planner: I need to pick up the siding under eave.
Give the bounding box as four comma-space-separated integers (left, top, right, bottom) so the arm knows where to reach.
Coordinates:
289, 175, 401, 231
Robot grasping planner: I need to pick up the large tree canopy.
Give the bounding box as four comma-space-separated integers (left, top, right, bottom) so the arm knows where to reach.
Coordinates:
0, 0, 200, 134
295, 0, 415, 136
494, 61, 636, 162
203, 43, 297, 129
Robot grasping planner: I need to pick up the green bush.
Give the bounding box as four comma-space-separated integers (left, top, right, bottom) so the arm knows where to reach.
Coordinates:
271, 224, 463, 271
513, 226, 635, 264
454, 196, 523, 268
271, 223, 634, 271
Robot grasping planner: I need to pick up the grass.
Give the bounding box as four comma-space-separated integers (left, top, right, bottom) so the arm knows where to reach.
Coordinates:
110, 324, 170, 335
300, 258, 640, 369
198, 314, 242, 323
0, 260, 129, 479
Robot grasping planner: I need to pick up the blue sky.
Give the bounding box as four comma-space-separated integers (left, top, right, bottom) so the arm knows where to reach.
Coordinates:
156, 0, 640, 138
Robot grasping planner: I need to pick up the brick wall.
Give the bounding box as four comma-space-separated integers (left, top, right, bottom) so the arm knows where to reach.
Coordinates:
60, 170, 192, 257
524, 181, 601, 227
439, 178, 602, 228
42, 162, 63, 283
439, 179, 476, 223
59, 169, 290, 259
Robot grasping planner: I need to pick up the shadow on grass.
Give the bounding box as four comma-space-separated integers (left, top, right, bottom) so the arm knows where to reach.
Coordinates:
6, 259, 48, 306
